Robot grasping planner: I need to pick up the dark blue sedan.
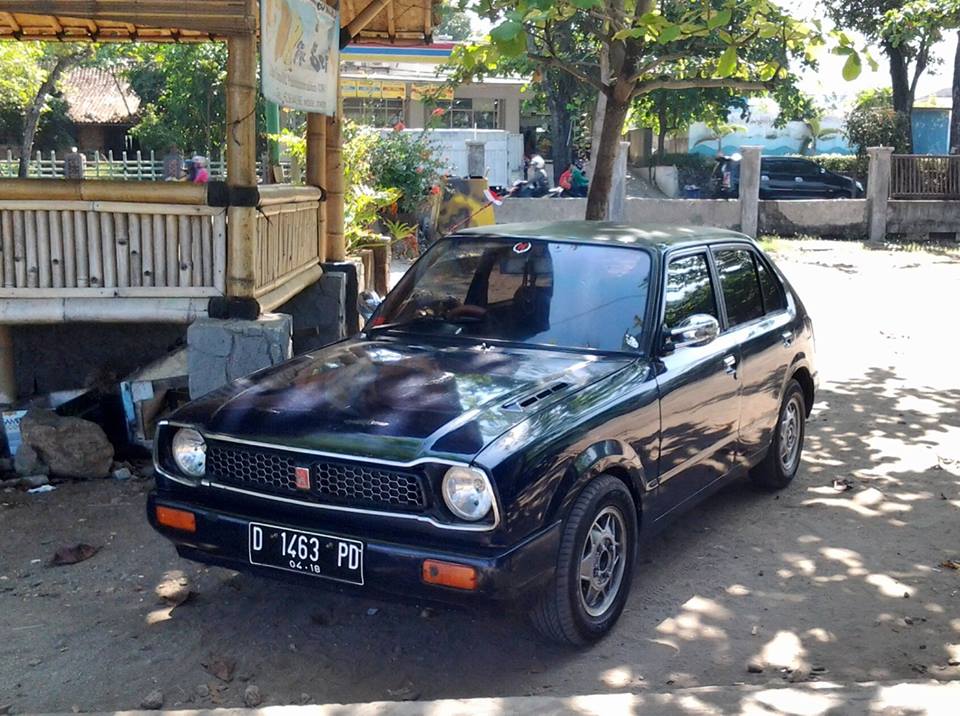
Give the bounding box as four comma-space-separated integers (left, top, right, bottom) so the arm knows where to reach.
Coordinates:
148, 222, 816, 645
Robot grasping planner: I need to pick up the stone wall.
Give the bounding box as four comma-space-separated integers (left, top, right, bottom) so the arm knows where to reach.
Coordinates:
626, 198, 741, 229
887, 200, 960, 235
759, 200, 868, 238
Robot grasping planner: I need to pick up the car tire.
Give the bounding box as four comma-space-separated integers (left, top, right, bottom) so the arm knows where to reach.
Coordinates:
750, 379, 806, 490
529, 475, 637, 646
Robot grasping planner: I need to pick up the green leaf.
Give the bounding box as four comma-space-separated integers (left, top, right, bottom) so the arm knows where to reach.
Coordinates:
490, 19, 522, 44
658, 24, 681, 43
569, 0, 602, 8
716, 46, 738, 78
758, 22, 780, 39
759, 62, 778, 81
707, 9, 732, 29
841, 52, 862, 81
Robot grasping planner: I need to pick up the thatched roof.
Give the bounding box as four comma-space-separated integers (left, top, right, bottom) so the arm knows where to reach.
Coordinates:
0, 1, 440, 43
61, 67, 140, 125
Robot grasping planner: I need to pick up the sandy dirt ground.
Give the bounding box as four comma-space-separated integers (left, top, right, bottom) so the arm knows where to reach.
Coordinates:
1, 240, 959, 713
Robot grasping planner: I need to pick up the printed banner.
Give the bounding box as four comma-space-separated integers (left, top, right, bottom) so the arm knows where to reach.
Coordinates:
261, 0, 339, 114
342, 79, 407, 99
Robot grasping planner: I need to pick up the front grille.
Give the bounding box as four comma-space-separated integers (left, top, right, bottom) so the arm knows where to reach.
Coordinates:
206, 441, 426, 510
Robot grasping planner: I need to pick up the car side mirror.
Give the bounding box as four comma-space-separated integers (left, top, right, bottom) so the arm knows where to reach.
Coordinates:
358, 290, 383, 322
665, 314, 720, 350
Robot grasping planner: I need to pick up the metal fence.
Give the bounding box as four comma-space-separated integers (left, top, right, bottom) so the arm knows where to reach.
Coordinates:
890, 154, 960, 199
0, 150, 292, 182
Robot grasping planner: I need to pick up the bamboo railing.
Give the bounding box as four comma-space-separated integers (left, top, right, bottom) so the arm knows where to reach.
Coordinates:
890, 155, 960, 199
253, 185, 324, 311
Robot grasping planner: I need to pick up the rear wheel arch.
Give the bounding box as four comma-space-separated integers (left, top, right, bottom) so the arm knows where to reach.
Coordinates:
790, 365, 815, 417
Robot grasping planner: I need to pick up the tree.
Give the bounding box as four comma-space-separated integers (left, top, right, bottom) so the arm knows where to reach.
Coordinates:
0, 43, 91, 177
115, 43, 229, 155
826, 0, 957, 151
633, 88, 747, 156
436, 2, 474, 40
454, 0, 867, 219
844, 89, 911, 156
953, 30, 960, 153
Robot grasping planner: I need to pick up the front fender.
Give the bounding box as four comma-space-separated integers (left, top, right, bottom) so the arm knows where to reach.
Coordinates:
545, 440, 649, 526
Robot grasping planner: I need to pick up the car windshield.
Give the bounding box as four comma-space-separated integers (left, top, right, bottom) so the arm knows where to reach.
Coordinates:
371, 237, 653, 353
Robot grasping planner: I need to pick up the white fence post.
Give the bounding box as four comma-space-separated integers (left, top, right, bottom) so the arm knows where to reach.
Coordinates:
866, 147, 892, 243
738, 146, 762, 238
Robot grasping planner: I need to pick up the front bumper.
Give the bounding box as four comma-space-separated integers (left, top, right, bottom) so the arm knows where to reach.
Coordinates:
147, 490, 560, 607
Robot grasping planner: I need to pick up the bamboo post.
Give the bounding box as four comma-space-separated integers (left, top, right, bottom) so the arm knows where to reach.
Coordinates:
12, 210, 25, 286
201, 215, 213, 286
325, 108, 345, 262
87, 211, 102, 287
178, 214, 192, 286
129, 213, 142, 287
100, 213, 116, 288
306, 113, 327, 264
1, 210, 13, 287
165, 215, 178, 287
0, 325, 15, 406
226, 32, 259, 299
36, 211, 51, 288
190, 216, 203, 286
212, 211, 227, 292
24, 211, 38, 288
61, 210, 75, 288
49, 209, 63, 288
153, 215, 166, 286
141, 214, 154, 286
74, 210, 88, 288
115, 213, 130, 287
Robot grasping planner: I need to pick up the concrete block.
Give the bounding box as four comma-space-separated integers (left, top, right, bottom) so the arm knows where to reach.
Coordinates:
188, 314, 293, 398
738, 146, 762, 238
276, 272, 348, 354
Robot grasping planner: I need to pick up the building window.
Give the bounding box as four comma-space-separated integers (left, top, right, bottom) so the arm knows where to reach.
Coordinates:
439, 98, 500, 129
342, 98, 405, 128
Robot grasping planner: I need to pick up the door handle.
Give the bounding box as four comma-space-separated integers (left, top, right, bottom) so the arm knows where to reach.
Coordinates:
781, 330, 794, 347
723, 354, 737, 374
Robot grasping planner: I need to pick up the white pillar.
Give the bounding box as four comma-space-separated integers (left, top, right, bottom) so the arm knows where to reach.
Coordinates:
739, 146, 762, 238
867, 146, 893, 243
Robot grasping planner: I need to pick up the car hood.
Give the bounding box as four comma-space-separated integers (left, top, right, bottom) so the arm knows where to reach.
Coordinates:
173, 337, 634, 463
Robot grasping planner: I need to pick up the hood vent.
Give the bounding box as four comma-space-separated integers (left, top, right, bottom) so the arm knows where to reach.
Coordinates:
502, 381, 571, 413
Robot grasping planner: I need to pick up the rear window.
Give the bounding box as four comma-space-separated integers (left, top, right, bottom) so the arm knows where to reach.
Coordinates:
755, 256, 786, 313
713, 248, 764, 327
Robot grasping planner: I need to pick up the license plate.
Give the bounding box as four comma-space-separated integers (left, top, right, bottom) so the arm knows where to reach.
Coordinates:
248, 522, 364, 585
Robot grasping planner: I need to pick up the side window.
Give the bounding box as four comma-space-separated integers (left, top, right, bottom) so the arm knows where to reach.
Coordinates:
663, 253, 718, 328
713, 248, 764, 327
755, 255, 787, 313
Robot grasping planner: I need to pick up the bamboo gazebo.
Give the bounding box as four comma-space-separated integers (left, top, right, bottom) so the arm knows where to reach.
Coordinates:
0, 0, 440, 404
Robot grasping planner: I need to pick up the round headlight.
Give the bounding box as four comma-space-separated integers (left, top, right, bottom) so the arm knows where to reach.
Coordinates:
441, 466, 493, 522
171, 428, 206, 478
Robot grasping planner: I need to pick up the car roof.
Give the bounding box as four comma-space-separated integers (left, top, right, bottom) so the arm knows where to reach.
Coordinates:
455, 221, 752, 252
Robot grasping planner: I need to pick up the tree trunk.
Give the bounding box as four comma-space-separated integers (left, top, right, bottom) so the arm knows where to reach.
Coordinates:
588, 46, 610, 175
585, 99, 630, 220
18, 51, 87, 178
886, 43, 914, 152
548, 97, 573, 185
951, 30, 960, 154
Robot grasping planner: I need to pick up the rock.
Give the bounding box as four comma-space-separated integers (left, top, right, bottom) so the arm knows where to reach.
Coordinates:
140, 690, 164, 710
366, 607, 379, 616
195, 684, 210, 698
19, 410, 114, 479
50, 543, 100, 566
386, 684, 420, 701
0, 456, 14, 473
155, 574, 191, 606
0, 704, 12, 715
299, 693, 311, 705
14, 444, 48, 477
112, 467, 132, 481
243, 685, 263, 708
203, 656, 236, 682
18, 475, 49, 489
788, 662, 812, 683
747, 658, 765, 674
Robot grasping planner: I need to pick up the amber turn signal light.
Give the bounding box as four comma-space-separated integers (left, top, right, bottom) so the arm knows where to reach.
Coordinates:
155, 506, 196, 533
421, 559, 478, 591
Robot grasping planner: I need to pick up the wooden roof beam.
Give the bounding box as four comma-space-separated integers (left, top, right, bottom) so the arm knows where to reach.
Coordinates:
342, 0, 392, 47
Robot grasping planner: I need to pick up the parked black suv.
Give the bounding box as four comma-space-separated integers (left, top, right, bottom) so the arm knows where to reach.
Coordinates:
709, 155, 863, 199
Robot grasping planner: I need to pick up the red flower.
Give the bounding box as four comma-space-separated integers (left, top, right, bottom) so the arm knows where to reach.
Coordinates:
430, 185, 441, 195
393, 121, 406, 131
431, 107, 446, 117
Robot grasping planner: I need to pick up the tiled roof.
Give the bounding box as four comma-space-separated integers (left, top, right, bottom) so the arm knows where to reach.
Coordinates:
60, 68, 141, 126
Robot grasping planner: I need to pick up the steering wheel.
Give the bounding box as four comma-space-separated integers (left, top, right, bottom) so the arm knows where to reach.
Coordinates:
446, 304, 488, 322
